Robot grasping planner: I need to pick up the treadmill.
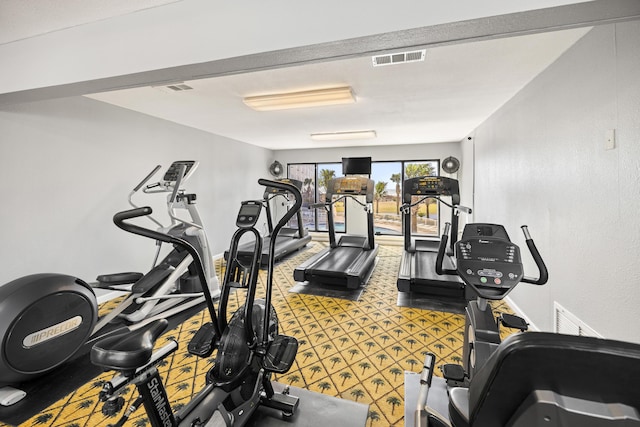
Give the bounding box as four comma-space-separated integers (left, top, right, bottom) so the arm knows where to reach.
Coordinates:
293, 176, 379, 289
397, 176, 473, 301
227, 178, 311, 266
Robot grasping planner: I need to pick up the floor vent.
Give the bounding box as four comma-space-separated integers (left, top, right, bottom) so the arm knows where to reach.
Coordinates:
372, 49, 426, 67
554, 302, 601, 337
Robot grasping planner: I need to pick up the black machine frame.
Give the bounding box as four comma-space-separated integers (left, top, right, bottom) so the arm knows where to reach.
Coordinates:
397, 176, 471, 301
294, 175, 378, 289
90, 179, 303, 427
226, 178, 311, 266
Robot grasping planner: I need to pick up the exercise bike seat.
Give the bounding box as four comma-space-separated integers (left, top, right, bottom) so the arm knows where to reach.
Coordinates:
450, 332, 640, 427
91, 319, 169, 372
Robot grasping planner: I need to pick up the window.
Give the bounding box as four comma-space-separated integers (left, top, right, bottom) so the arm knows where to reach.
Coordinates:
371, 161, 403, 236
316, 163, 343, 232
287, 163, 316, 230
287, 159, 440, 236
404, 160, 439, 237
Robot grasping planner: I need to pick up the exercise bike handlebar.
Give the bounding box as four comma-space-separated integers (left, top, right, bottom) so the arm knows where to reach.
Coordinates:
520, 225, 548, 285
112, 207, 221, 338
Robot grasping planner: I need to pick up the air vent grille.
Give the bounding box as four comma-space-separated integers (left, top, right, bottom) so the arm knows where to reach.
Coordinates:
165, 84, 193, 91
554, 302, 601, 337
152, 83, 194, 93
372, 49, 426, 67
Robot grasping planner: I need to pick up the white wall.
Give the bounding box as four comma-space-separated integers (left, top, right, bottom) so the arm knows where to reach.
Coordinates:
471, 21, 640, 343
0, 96, 272, 285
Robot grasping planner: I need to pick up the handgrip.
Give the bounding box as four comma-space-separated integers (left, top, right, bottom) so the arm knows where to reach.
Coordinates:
415, 353, 437, 427
169, 163, 187, 203
133, 165, 161, 192
258, 179, 302, 234
112, 207, 221, 338
520, 226, 548, 285
435, 223, 457, 276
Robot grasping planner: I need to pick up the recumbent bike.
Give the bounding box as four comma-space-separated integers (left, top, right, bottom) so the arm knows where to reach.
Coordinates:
411, 222, 640, 426
90, 178, 302, 426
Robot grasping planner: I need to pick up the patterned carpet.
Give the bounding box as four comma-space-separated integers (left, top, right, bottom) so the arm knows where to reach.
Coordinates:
4, 241, 515, 427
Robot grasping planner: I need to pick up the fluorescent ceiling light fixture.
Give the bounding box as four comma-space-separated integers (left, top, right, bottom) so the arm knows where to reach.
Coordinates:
243, 87, 355, 111
311, 130, 377, 141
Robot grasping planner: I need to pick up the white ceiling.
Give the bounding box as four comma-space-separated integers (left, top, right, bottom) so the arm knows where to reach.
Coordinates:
87, 27, 589, 150
0, 0, 590, 151
0, 0, 180, 45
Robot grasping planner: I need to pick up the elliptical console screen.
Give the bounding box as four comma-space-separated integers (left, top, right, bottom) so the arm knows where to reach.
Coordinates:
237, 202, 261, 228
163, 161, 196, 182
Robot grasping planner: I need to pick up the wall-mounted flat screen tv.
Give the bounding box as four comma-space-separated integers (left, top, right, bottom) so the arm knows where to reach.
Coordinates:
342, 157, 371, 175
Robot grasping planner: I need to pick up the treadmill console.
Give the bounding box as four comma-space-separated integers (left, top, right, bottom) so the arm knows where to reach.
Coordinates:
455, 237, 523, 292
236, 201, 262, 228
403, 176, 460, 205
326, 176, 375, 204
163, 161, 197, 183
264, 178, 303, 196
331, 176, 370, 194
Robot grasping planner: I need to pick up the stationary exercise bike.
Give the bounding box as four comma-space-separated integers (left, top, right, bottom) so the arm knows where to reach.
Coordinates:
0, 161, 219, 406
90, 178, 301, 426
435, 222, 548, 384
413, 223, 640, 426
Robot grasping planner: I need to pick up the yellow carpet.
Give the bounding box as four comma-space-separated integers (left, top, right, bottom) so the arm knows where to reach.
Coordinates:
5, 242, 515, 427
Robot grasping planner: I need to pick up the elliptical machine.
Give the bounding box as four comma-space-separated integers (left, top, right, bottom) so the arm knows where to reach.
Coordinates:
411, 222, 640, 426
90, 178, 301, 426
0, 161, 219, 406
94, 160, 220, 327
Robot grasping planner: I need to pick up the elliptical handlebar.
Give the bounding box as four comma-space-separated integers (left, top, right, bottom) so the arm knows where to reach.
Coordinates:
258, 178, 302, 236
168, 163, 186, 204
112, 207, 221, 338
257, 178, 302, 349
133, 165, 162, 193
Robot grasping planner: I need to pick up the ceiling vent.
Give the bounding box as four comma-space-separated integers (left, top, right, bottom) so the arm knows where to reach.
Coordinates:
153, 83, 194, 93
372, 49, 426, 67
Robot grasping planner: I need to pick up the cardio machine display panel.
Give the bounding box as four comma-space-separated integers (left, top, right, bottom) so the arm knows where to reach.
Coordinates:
163, 161, 196, 182
455, 238, 523, 292
237, 202, 262, 228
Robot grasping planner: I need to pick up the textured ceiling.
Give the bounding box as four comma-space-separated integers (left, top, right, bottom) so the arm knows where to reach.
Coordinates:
87, 28, 590, 150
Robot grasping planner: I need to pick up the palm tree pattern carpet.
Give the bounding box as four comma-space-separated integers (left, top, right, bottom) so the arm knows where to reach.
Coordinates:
3, 242, 515, 427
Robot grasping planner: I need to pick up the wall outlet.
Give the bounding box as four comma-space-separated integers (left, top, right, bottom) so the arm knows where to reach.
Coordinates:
605, 129, 616, 150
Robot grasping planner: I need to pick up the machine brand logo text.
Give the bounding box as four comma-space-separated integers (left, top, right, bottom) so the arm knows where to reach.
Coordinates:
148, 377, 173, 427
23, 315, 83, 348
